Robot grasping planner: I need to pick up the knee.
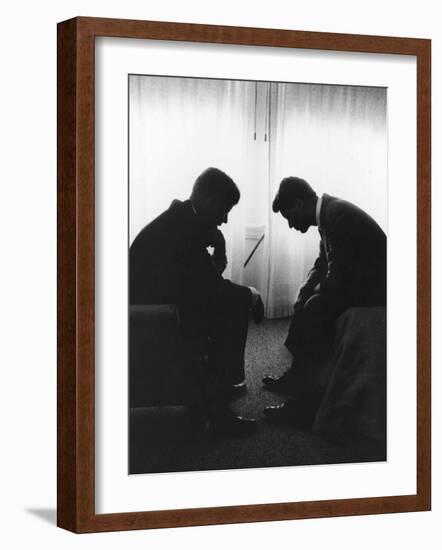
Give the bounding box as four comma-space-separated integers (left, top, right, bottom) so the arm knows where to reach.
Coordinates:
216, 283, 252, 319
303, 294, 324, 316
235, 284, 253, 311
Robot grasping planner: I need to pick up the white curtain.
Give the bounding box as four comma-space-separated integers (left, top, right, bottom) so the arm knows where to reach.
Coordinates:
129, 75, 256, 283
129, 77, 387, 318
265, 83, 387, 318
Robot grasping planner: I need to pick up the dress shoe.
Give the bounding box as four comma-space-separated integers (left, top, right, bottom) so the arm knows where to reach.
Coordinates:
263, 399, 313, 429
262, 372, 295, 394
208, 408, 257, 436
230, 380, 247, 397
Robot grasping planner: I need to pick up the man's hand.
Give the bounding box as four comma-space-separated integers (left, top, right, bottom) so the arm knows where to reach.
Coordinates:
206, 228, 225, 249
210, 229, 226, 253
208, 229, 227, 274
249, 286, 264, 323
249, 286, 261, 307
293, 284, 315, 313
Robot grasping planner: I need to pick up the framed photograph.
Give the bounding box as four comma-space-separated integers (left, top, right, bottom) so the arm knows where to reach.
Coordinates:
57, 16, 431, 532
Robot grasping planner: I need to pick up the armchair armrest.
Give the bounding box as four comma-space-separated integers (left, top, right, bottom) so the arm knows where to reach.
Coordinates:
130, 304, 180, 328
129, 304, 205, 407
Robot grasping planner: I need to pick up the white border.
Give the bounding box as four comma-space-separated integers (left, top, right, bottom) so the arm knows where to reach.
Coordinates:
95, 37, 417, 514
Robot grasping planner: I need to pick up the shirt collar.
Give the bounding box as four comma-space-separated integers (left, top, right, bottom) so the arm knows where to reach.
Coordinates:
316, 194, 323, 231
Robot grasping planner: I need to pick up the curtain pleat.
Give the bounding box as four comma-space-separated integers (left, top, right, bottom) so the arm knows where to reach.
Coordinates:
265, 83, 387, 318
129, 77, 387, 319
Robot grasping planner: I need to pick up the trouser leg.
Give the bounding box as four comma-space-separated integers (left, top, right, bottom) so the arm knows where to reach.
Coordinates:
284, 293, 346, 400
286, 293, 345, 359
209, 282, 252, 404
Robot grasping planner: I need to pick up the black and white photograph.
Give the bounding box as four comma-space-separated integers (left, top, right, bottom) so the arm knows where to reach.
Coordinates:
2, 0, 436, 544
128, 74, 387, 475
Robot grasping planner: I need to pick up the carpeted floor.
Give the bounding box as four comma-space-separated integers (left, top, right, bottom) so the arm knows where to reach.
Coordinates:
130, 318, 385, 475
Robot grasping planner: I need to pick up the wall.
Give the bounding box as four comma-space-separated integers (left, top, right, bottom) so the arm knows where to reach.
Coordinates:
0, 0, 439, 548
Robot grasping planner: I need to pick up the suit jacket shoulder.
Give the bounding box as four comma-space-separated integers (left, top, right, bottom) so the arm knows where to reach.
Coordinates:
129, 199, 222, 305
317, 193, 386, 304
320, 193, 385, 240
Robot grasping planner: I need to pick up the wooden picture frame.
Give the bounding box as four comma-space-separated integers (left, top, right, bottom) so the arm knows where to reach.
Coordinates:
57, 16, 431, 533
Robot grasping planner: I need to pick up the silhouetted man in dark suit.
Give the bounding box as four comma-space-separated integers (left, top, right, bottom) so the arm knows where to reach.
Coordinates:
263, 176, 386, 426
130, 167, 263, 435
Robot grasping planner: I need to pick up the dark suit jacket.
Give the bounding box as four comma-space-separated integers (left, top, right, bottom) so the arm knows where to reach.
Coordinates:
300, 193, 386, 307
130, 199, 233, 336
